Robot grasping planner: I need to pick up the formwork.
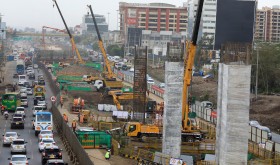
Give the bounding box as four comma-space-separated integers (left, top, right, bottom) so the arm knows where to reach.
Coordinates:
76, 130, 112, 149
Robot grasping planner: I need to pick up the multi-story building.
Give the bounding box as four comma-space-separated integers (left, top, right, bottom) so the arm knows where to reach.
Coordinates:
81, 14, 108, 34
187, 0, 217, 40
255, 6, 280, 42
119, 2, 187, 41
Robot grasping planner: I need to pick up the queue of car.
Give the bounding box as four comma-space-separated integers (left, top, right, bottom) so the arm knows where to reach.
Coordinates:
3, 64, 67, 165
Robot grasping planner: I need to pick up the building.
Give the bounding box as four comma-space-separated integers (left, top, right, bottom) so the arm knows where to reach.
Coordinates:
81, 14, 108, 34
119, 2, 187, 41
187, 0, 217, 40
255, 6, 280, 42
141, 30, 187, 56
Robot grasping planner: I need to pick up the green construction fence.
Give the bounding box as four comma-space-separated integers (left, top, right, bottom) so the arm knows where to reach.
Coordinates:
75, 131, 112, 149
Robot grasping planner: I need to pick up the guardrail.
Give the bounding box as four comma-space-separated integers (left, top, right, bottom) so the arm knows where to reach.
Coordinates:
38, 60, 94, 165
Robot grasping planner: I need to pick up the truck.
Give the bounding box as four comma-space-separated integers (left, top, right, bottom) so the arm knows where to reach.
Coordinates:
124, 122, 162, 141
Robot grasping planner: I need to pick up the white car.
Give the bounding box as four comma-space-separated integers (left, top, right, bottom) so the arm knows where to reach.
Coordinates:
38, 130, 54, 142
10, 139, 27, 154
38, 138, 56, 152
26, 88, 33, 95
33, 64, 38, 69
15, 107, 25, 117
8, 155, 30, 165
38, 100, 47, 110
159, 83, 165, 88
18, 80, 27, 86
32, 106, 44, 117
3, 132, 19, 146
20, 99, 28, 107
147, 78, 155, 84
20, 87, 27, 93
129, 67, 134, 72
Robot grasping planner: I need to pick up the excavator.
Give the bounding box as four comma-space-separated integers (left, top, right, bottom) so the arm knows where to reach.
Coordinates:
52, 0, 85, 64
86, 5, 123, 90
122, 0, 205, 142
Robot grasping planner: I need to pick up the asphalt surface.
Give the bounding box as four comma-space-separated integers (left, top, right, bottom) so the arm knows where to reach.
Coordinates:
0, 61, 71, 165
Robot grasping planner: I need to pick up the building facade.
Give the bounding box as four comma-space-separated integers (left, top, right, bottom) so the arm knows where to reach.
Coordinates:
119, 2, 187, 42
81, 14, 108, 34
255, 6, 280, 42
187, 0, 217, 40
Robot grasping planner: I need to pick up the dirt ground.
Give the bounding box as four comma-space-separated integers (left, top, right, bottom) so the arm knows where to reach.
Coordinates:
149, 68, 280, 132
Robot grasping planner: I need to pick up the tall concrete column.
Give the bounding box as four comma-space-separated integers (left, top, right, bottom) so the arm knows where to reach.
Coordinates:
162, 62, 184, 158
215, 64, 251, 165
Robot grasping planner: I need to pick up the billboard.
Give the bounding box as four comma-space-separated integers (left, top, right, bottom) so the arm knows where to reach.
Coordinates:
214, 0, 256, 50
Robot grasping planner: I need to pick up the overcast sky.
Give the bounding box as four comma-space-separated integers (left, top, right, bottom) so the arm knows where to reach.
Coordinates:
0, 0, 278, 31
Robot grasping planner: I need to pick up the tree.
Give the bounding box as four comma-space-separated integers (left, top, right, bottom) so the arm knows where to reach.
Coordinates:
107, 44, 124, 57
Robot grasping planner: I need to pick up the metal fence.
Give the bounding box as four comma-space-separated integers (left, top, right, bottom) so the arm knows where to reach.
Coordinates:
38, 60, 94, 165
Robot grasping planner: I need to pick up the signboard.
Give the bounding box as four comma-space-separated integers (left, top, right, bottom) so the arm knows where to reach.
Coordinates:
51, 96, 56, 102
127, 18, 137, 25
169, 158, 183, 165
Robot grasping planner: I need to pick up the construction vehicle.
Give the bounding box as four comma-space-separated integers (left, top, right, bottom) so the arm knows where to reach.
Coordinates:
105, 87, 134, 110
87, 5, 123, 89
34, 85, 46, 97
123, 0, 205, 142
71, 97, 85, 113
52, 0, 85, 64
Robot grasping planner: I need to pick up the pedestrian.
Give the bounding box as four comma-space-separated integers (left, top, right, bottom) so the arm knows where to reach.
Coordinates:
71, 119, 77, 132
63, 113, 68, 123
105, 149, 111, 160
147, 90, 150, 96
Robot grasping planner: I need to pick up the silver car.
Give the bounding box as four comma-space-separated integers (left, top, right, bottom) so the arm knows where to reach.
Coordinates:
10, 139, 27, 154
2, 132, 19, 146
8, 155, 30, 165
15, 107, 26, 117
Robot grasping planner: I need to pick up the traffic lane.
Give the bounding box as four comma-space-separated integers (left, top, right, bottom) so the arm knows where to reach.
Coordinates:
36, 68, 72, 165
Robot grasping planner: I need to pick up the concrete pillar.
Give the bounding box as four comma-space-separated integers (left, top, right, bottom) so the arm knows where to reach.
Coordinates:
215, 64, 251, 165
162, 62, 184, 158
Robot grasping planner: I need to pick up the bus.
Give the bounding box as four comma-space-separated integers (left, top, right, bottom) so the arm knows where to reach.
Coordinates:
34, 112, 53, 136
2, 93, 19, 112
16, 60, 25, 75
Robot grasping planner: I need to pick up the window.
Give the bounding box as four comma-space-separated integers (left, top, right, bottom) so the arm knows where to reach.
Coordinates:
129, 125, 136, 132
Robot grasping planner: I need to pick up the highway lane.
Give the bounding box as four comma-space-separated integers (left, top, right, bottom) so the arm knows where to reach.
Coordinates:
0, 61, 71, 165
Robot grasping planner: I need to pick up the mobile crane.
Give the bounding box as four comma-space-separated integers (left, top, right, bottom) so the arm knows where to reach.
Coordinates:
52, 0, 85, 64
123, 0, 205, 142
86, 5, 123, 90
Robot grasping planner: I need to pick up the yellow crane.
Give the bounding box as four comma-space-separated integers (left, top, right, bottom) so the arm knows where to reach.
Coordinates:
52, 0, 85, 64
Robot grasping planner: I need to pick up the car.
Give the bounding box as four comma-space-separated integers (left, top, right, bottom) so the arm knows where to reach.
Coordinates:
42, 146, 63, 164
28, 73, 35, 80
129, 67, 134, 72
257, 125, 272, 140
23, 81, 32, 88
18, 80, 27, 86
38, 130, 54, 142
13, 73, 19, 78
3, 132, 19, 146
34, 64, 38, 69
10, 139, 27, 154
15, 107, 26, 117
46, 159, 68, 165
147, 78, 155, 84
38, 79, 45, 85
26, 66, 33, 71
20, 99, 28, 107
34, 96, 46, 106
159, 83, 165, 88
26, 88, 33, 95
122, 64, 128, 70
20, 87, 27, 93
27, 70, 34, 75
8, 155, 30, 165
38, 100, 47, 110
32, 106, 44, 117
249, 120, 260, 127
38, 138, 56, 152
20, 92, 27, 99
11, 116, 25, 129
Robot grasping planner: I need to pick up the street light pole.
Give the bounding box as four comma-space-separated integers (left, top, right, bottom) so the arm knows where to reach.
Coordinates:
255, 45, 259, 99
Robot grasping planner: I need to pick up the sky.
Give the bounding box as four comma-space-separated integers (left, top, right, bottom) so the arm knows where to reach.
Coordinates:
0, 0, 279, 31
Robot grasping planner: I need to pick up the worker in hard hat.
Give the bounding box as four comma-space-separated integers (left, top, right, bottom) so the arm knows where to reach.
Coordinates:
63, 113, 68, 123
105, 149, 111, 160
71, 119, 77, 132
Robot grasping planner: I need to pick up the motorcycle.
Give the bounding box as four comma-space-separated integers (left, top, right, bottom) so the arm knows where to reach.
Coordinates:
4, 113, 8, 120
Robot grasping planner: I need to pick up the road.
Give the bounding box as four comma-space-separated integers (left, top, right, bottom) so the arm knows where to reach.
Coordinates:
0, 61, 71, 165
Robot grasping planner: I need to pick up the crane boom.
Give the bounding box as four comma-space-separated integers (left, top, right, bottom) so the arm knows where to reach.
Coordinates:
52, 0, 84, 64
87, 5, 115, 80
182, 0, 204, 131
42, 26, 66, 50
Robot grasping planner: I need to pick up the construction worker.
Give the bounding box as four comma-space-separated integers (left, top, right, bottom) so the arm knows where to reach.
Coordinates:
81, 99, 85, 109
105, 149, 111, 160
63, 113, 68, 123
79, 112, 84, 123
60, 96, 63, 108
71, 119, 77, 132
